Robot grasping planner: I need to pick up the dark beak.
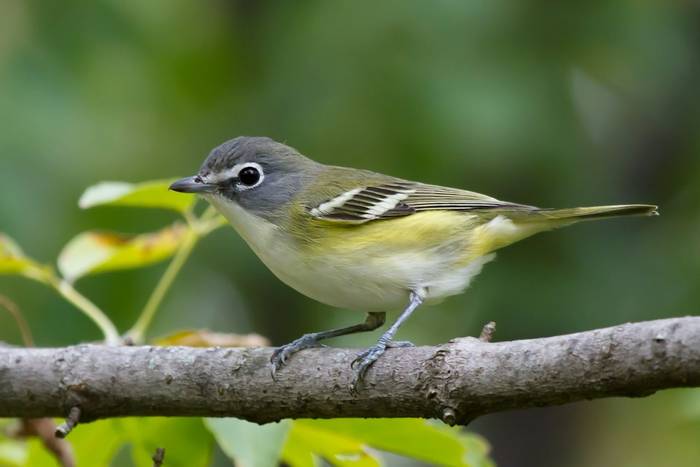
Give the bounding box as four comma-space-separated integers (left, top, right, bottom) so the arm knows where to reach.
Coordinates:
169, 176, 217, 194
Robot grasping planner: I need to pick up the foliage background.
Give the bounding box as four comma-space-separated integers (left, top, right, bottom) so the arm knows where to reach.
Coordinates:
1, 0, 699, 466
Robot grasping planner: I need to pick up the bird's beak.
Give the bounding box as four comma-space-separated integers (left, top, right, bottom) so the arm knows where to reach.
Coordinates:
169, 176, 217, 194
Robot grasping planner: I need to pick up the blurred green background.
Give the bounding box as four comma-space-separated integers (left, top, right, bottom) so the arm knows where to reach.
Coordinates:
1, 0, 699, 466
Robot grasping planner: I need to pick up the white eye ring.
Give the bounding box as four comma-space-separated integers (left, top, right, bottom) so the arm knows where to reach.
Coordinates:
233, 162, 264, 190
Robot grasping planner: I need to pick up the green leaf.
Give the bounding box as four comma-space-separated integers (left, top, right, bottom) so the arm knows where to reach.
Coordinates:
118, 418, 213, 467
78, 180, 195, 213
205, 418, 291, 467
71, 420, 125, 467
285, 419, 494, 467
26, 419, 123, 467
282, 421, 380, 467
25, 418, 213, 467
57, 224, 189, 282
0, 233, 50, 282
280, 435, 318, 467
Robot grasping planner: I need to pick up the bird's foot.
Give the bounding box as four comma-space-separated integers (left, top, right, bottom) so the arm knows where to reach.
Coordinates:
270, 333, 324, 379
349, 340, 414, 391
350, 342, 389, 391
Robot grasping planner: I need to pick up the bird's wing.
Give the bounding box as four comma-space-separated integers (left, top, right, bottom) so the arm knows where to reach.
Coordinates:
308, 180, 534, 224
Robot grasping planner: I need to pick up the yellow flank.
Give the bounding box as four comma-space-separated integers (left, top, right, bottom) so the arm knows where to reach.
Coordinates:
301, 210, 558, 266
306, 210, 471, 251
468, 215, 554, 262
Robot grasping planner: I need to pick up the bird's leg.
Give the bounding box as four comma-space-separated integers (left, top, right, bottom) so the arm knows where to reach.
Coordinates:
270, 311, 386, 378
351, 290, 424, 390
386, 340, 415, 348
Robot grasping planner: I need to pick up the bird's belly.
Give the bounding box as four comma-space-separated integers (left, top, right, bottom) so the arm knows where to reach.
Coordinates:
211, 199, 494, 311
271, 255, 410, 311
245, 240, 495, 311
283, 251, 495, 311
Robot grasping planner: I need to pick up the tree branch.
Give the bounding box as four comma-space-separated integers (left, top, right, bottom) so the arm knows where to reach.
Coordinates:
1, 317, 698, 425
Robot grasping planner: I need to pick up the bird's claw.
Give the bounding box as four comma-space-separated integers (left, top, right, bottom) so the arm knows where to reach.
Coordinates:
349, 340, 414, 392
270, 334, 322, 379
350, 343, 387, 392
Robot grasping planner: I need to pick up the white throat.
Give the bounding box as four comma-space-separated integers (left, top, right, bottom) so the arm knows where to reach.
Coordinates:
206, 195, 282, 255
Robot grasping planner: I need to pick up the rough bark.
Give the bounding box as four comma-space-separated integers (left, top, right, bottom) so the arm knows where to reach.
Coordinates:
0, 317, 698, 426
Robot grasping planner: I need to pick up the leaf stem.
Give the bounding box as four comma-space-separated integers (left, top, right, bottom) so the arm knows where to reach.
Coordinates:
48, 277, 121, 345
0, 294, 34, 346
127, 228, 199, 344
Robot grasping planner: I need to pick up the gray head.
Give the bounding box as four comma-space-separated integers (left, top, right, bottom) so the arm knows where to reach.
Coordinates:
170, 137, 320, 221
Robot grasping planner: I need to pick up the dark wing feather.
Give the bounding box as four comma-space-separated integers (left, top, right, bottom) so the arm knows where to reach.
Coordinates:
309, 181, 533, 223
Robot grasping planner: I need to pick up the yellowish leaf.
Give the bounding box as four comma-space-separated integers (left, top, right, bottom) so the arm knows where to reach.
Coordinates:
0, 233, 28, 274
155, 330, 270, 348
0, 233, 50, 281
282, 419, 495, 467
205, 419, 291, 467
78, 180, 195, 213
58, 224, 189, 282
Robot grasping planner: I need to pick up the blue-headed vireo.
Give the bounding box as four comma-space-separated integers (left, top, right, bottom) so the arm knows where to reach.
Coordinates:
170, 136, 658, 388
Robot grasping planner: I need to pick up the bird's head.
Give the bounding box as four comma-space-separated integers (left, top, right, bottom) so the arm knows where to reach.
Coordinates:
170, 136, 319, 220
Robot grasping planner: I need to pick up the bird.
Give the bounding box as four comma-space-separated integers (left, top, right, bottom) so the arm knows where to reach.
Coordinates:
169, 136, 658, 388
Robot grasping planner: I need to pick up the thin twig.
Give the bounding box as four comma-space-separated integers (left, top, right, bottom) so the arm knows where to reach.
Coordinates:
49, 277, 121, 345
12, 419, 75, 467
0, 294, 34, 346
152, 447, 165, 467
55, 407, 81, 438
479, 321, 497, 342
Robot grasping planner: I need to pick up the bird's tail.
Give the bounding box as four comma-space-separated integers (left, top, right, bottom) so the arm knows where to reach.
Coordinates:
471, 204, 658, 256
532, 204, 659, 223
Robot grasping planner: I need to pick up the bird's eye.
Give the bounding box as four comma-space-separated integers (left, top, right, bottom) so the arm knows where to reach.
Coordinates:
238, 166, 261, 186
